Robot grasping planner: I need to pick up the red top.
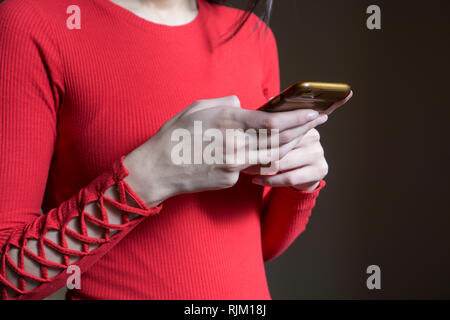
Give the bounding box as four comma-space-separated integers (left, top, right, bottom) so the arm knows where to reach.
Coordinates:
0, 0, 326, 300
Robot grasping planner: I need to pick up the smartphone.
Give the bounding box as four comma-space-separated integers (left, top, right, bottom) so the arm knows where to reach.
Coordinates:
259, 81, 351, 113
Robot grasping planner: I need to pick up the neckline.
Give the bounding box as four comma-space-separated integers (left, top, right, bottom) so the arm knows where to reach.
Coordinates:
99, 0, 204, 32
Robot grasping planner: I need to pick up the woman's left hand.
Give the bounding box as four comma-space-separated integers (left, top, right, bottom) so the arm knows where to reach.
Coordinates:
248, 127, 328, 191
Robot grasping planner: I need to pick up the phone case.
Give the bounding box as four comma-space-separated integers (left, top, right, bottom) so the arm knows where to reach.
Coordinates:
259, 82, 351, 112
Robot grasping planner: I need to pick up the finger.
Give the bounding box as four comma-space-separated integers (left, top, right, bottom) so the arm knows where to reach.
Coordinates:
278, 116, 326, 146
276, 145, 323, 173
282, 114, 327, 147
184, 95, 241, 117
220, 146, 282, 173
210, 95, 241, 108
243, 127, 322, 174
252, 165, 324, 187
224, 129, 280, 154
238, 108, 321, 132
295, 128, 321, 147
241, 137, 301, 175
248, 142, 321, 176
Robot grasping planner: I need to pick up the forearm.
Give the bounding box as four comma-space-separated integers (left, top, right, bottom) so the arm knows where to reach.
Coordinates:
260, 181, 326, 262
0, 156, 162, 300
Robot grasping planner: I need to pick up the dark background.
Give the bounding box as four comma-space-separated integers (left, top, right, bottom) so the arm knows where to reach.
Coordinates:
244, 0, 450, 299
1, 0, 448, 299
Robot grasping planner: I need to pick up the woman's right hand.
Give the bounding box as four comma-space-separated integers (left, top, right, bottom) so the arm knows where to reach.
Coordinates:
122, 96, 327, 207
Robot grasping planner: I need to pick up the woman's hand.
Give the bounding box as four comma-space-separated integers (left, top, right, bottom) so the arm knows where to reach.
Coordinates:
122, 96, 327, 207
249, 128, 328, 191
244, 90, 353, 191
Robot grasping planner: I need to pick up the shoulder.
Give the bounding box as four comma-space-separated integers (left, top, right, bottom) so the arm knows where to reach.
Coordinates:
0, 0, 66, 82
0, 0, 88, 31
0, 0, 56, 35
0, 0, 38, 30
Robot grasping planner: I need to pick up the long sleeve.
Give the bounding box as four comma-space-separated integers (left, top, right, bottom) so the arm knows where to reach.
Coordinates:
261, 181, 326, 262
0, 1, 162, 300
258, 23, 326, 262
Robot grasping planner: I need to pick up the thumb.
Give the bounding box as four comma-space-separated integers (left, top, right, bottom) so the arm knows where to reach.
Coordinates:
212, 95, 241, 108
183, 95, 241, 117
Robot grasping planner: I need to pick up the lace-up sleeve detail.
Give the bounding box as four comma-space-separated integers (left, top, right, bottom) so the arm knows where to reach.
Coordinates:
0, 156, 163, 300
0, 3, 163, 299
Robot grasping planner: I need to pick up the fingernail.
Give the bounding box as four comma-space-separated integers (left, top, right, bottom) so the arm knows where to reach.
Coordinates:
317, 114, 328, 124
306, 111, 319, 121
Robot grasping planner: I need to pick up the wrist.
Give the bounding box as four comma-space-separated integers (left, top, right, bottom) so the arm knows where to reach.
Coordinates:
292, 180, 321, 192
122, 148, 173, 207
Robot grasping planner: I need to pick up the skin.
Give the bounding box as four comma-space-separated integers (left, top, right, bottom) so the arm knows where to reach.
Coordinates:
122, 95, 334, 206
1, 0, 353, 297
110, 0, 199, 25
242, 91, 353, 190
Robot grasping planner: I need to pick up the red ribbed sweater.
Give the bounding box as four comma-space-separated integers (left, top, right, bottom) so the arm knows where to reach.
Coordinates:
0, 0, 326, 300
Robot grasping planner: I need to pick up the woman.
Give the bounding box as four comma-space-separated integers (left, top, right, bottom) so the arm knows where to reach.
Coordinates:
0, 0, 350, 299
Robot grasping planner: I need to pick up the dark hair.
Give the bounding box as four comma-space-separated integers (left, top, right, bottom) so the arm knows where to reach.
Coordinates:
205, 0, 274, 43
